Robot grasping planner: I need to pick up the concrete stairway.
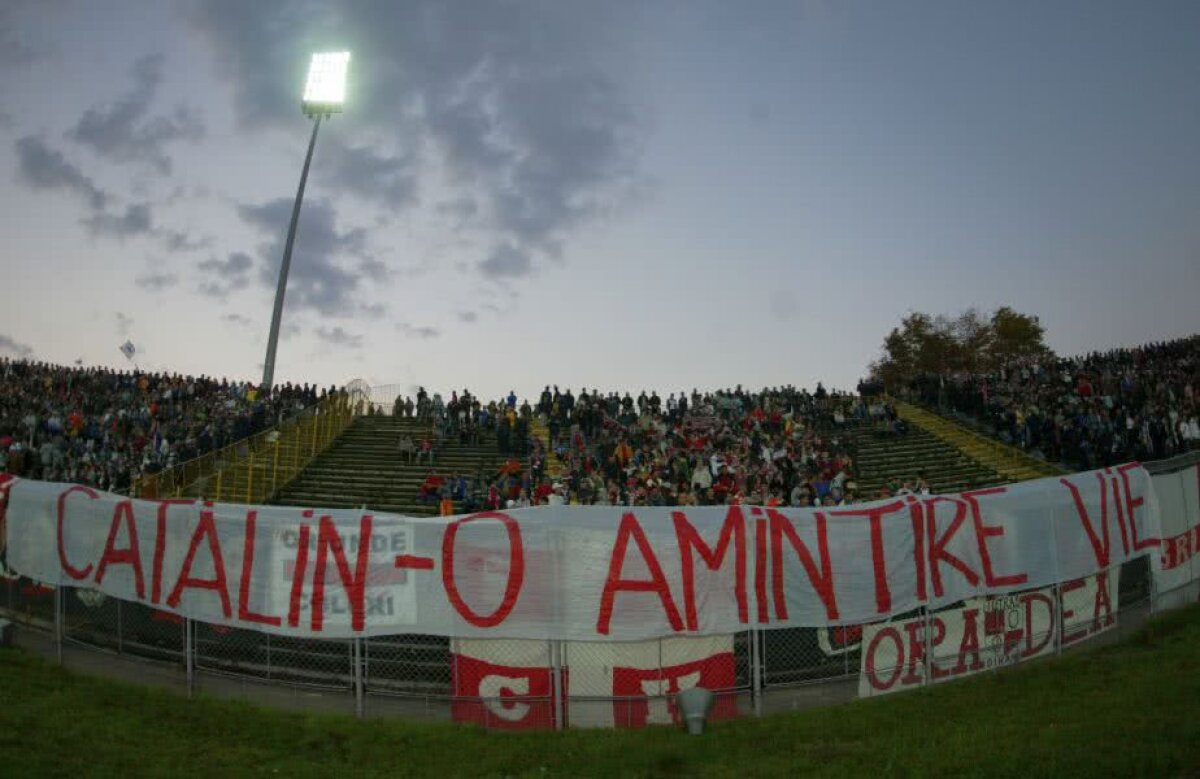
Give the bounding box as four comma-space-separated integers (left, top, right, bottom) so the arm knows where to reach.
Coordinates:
846, 421, 1007, 497
893, 400, 1065, 482
272, 415, 508, 516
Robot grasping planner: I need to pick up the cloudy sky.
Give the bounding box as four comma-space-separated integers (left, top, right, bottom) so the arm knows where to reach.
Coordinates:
1, 0, 1198, 402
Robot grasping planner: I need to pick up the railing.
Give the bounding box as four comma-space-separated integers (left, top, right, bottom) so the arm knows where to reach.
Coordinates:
133, 391, 361, 503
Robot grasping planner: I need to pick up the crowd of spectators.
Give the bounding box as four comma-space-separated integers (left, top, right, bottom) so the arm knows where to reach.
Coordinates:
0, 359, 328, 494
398, 383, 871, 511
909, 335, 1200, 470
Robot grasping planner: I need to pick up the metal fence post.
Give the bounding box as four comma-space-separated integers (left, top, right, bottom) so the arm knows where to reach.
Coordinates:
922, 606, 933, 686
1053, 581, 1063, 656
246, 452, 255, 503
354, 637, 365, 718
55, 586, 64, 665
185, 618, 194, 698
750, 628, 762, 717
551, 639, 564, 730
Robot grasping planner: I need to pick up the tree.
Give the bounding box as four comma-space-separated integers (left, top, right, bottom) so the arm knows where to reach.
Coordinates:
869, 306, 1052, 389
991, 306, 1050, 364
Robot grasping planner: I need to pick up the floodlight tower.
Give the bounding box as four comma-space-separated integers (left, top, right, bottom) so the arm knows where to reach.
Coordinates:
261, 51, 351, 393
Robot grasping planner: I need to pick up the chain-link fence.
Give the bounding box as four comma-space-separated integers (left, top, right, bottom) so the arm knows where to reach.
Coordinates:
0, 551, 1164, 730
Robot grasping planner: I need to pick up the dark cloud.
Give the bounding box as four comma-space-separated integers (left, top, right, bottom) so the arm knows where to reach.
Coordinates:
135, 271, 178, 291
84, 203, 154, 239
0, 2, 44, 68
456, 310, 478, 323
0, 334, 34, 358
478, 243, 532, 279
115, 312, 134, 336
221, 313, 252, 326
358, 257, 389, 283
395, 322, 440, 339
68, 53, 204, 174
359, 303, 386, 318
162, 230, 213, 252
191, 2, 639, 276
197, 251, 253, 297
318, 140, 418, 210
14, 135, 108, 210
316, 326, 363, 349
239, 198, 371, 315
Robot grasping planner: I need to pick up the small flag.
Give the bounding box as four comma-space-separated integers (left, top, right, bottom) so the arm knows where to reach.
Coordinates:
119, 340, 136, 360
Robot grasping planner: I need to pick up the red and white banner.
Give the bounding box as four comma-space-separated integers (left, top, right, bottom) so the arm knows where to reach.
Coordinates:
450, 635, 737, 729
1150, 462, 1200, 610
2, 463, 1164, 640
858, 569, 1119, 697
450, 639, 558, 730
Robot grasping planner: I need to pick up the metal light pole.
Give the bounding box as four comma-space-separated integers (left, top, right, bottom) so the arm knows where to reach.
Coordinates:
261, 52, 351, 393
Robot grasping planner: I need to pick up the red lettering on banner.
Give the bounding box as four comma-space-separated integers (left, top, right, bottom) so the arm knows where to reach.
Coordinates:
151, 499, 195, 604
901, 619, 926, 685
1061, 473, 1114, 568
909, 497, 927, 602
287, 522, 312, 628
923, 497, 981, 597
443, 511, 526, 629
863, 626, 904, 691
753, 513, 769, 624
166, 503, 231, 618
954, 608, 985, 674
394, 555, 435, 570
1092, 571, 1114, 629
1118, 463, 1158, 553
237, 510, 280, 627
768, 509, 838, 621
672, 506, 747, 630
57, 485, 99, 580
311, 515, 372, 632
960, 487, 1027, 589
831, 501, 903, 614
1161, 523, 1200, 570
597, 512, 684, 635
926, 616, 957, 680
1060, 577, 1087, 645
93, 500, 145, 598
1022, 592, 1054, 658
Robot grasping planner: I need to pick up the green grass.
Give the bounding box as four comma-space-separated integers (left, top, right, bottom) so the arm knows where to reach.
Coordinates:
3, 607, 1200, 778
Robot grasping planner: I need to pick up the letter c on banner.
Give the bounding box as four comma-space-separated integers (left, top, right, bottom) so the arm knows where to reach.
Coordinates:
864, 626, 905, 691
57, 485, 100, 580
442, 511, 525, 628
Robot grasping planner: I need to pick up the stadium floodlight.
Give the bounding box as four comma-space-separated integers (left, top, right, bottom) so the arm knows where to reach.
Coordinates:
262, 52, 351, 392
302, 51, 350, 116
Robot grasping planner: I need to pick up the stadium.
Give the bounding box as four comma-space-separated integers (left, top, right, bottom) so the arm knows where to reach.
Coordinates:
2, 334, 1198, 731
1, 2, 1199, 775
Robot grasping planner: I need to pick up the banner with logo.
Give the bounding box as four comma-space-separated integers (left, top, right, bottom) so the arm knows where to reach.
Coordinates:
858, 569, 1119, 697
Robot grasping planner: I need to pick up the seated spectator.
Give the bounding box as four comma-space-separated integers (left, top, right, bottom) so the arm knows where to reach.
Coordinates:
397, 434, 415, 463
418, 471, 444, 502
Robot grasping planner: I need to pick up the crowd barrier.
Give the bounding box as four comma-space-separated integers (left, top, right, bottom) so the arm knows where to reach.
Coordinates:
1, 453, 1196, 730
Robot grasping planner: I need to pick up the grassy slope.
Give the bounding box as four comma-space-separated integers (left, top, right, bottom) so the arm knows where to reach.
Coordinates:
1, 606, 1199, 778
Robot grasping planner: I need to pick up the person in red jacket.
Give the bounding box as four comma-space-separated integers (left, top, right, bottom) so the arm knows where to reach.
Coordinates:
419, 471, 444, 502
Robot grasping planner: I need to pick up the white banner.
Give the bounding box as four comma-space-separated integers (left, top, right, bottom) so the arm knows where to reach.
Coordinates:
4, 463, 1163, 641
858, 569, 1119, 697
1150, 461, 1200, 609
